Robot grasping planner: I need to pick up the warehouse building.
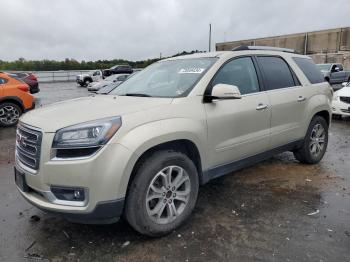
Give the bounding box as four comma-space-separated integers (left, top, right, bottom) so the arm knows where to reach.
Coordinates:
216, 27, 350, 68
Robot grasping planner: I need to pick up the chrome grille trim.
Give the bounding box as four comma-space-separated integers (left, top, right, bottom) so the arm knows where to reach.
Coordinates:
16, 123, 42, 170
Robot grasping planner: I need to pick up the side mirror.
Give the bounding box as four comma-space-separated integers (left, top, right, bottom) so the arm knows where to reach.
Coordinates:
206, 83, 242, 102
332, 67, 340, 72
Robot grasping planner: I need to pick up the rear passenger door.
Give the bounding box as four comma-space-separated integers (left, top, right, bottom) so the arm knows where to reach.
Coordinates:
256, 56, 306, 148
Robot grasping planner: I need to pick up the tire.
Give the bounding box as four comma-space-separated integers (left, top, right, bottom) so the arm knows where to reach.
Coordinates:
125, 150, 199, 237
83, 79, 91, 87
0, 102, 22, 127
293, 116, 328, 164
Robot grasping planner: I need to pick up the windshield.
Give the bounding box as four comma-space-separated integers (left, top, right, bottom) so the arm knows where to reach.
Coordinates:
316, 64, 331, 71
110, 58, 217, 97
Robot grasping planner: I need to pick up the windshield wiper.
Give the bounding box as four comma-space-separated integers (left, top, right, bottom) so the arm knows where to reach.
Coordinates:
124, 93, 152, 97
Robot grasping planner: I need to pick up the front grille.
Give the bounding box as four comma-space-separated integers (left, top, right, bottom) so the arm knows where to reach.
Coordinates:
16, 123, 42, 170
341, 109, 350, 113
340, 96, 350, 104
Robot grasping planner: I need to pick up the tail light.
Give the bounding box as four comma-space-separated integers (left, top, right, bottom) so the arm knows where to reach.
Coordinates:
18, 84, 29, 92
28, 74, 37, 81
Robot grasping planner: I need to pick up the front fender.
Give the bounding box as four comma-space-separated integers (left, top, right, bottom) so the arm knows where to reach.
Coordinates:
116, 118, 208, 196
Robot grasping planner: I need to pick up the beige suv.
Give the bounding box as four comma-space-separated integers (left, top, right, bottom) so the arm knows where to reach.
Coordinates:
15, 46, 332, 236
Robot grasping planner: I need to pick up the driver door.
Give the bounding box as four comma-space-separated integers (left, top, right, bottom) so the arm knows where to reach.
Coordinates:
330, 64, 345, 84
92, 71, 101, 82
204, 57, 271, 169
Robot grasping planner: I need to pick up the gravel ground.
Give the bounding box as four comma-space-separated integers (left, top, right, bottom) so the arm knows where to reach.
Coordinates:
0, 82, 349, 262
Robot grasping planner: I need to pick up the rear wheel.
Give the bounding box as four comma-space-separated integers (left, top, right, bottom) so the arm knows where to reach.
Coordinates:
0, 102, 22, 127
125, 150, 199, 237
293, 116, 328, 164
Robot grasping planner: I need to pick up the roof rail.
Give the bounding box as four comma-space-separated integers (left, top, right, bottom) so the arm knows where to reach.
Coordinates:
232, 45, 297, 54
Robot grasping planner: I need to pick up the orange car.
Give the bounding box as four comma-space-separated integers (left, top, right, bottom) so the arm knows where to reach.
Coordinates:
0, 72, 35, 127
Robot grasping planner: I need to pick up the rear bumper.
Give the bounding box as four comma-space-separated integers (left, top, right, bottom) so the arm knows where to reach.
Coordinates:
29, 82, 40, 94
24, 101, 35, 113
24, 101, 35, 112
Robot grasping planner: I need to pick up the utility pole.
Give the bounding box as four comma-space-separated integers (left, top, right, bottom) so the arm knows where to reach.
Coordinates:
209, 23, 212, 52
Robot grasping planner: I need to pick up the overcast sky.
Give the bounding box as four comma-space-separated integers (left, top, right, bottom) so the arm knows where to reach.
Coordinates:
1, 0, 349, 61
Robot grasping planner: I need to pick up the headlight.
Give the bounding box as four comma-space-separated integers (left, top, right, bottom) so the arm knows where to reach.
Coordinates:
52, 116, 122, 149
333, 94, 338, 101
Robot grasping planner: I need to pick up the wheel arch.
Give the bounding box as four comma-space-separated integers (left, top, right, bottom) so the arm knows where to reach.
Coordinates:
0, 96, 24, 112
84, 76, 93, 82
123, 138, 204, 204
314, 110, 330, 126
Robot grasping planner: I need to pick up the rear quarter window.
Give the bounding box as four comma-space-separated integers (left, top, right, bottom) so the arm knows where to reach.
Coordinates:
293, 57, 325, 84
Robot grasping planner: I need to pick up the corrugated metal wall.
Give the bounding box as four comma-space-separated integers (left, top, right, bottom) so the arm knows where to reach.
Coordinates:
216, 27, 350, 68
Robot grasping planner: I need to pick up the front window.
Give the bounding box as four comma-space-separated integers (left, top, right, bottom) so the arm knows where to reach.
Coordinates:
110, 58, 217, 97
316, 64, 332, 71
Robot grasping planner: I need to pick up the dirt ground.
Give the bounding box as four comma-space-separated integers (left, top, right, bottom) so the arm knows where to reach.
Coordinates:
0, 82, 349, 262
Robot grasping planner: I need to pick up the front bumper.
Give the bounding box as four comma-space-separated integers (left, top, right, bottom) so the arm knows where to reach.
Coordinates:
17, 181, 124, 224
15, 131, 135, 224
332, 99, 350, 116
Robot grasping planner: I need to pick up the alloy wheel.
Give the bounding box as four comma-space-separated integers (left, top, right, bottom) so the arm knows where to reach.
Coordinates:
0, 105, 20, 125
309, 123, 326, 157
146, 165, 191, 224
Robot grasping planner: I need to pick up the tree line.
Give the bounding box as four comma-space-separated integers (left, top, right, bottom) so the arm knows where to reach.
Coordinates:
0, 50, 205, 71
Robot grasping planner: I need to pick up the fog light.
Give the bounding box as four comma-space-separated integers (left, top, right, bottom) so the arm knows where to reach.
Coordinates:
51, 186, 85, 202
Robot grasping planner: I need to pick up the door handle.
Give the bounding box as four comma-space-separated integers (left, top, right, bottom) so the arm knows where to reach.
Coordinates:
256, 103, 268, 110
297, 96, 306, 102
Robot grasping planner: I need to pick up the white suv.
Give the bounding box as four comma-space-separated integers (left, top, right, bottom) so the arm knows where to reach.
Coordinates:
15, 46, 332, 236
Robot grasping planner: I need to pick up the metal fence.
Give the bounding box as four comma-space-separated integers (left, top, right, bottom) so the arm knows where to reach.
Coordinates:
10, 70, 93, 83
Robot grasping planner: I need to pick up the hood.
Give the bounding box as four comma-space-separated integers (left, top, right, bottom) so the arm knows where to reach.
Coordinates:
21, 95, 173, 132
90, 80, 111, 89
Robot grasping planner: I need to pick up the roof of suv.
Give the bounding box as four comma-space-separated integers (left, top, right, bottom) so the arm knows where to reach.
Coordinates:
164, 50, 309, 61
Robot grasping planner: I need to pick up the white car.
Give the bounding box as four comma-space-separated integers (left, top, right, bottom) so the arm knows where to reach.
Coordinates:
332, 82, 350, 117
87, 74, 129, 92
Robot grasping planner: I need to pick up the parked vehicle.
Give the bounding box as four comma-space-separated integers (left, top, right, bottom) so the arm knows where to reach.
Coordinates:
7, 72, 40, 94
88, 74, 129, 92
332, 83, 350, 118
0, 72, 35, 127
96, 72, 141, 94
15, 46, 332, 237
103, 65, 133, 77
316, 63, 350, 84
76, 70, 103, 87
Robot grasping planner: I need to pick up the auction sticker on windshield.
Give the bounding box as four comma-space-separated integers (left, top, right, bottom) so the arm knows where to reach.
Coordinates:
178, 68, 205, 74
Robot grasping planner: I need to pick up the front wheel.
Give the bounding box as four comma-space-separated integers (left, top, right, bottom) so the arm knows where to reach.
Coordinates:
83, 79, 91, 87
125, 150, 199, 237
293, 116, 328, 164
0, 102, 22, 127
